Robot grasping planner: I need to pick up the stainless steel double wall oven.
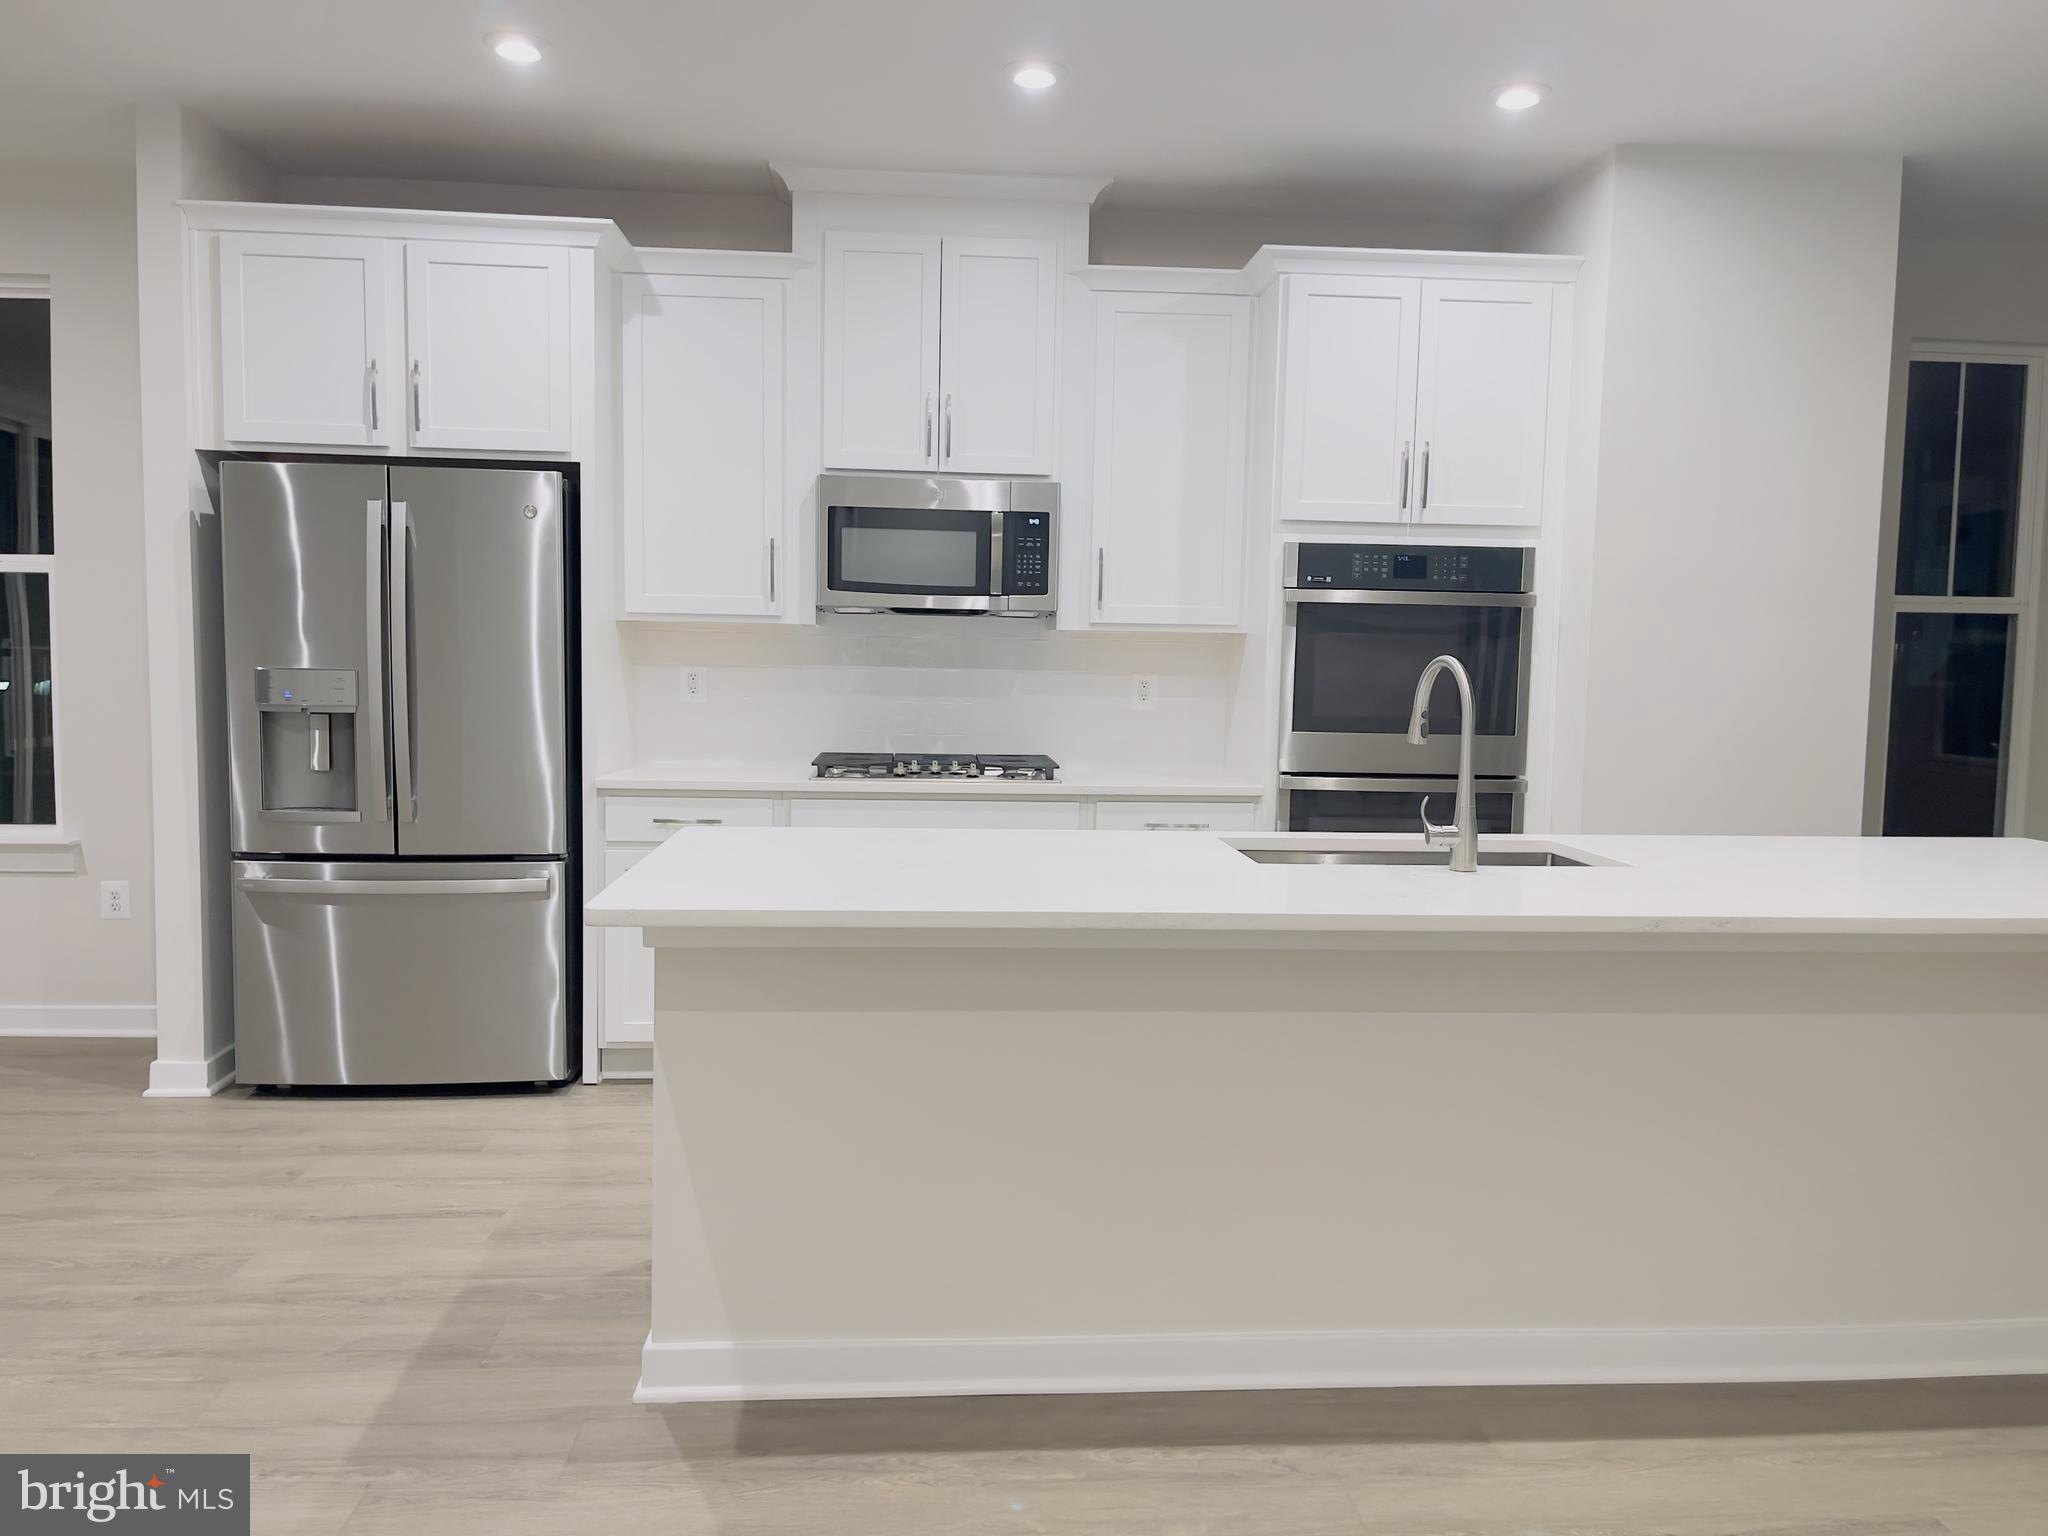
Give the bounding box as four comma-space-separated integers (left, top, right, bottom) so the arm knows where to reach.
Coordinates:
1280, 541, 1535, 833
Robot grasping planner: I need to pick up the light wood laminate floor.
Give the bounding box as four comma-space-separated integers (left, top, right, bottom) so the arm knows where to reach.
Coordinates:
4, 1039, 2045, 1535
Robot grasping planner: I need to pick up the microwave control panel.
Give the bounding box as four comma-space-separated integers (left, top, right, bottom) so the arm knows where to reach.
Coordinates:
1290, 542, 1532, 594
1004, 512, 1053, 596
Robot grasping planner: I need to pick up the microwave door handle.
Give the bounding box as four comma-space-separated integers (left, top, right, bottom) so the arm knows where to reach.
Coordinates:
988, 510, 1004, 597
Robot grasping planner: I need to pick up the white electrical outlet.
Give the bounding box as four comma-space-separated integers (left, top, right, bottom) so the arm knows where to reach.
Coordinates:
1132, 675, 1157, 711
681, 669, 706, 702
100, 880, 130, 920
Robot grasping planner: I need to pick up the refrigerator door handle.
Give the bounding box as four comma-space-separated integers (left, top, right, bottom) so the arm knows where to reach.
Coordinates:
364, 499, 390, 821
235, 873, 553, 897
390, 499, 416, 824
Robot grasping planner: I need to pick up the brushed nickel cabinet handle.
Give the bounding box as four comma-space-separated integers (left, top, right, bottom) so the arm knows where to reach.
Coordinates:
924, 394, 934, 462
1096, 548, 1105, 608
768, 538, 777, 605
1399, 441, 1410, 511
368, 359, 380, 432
1420, 441, 1432, 511
410, 360, 422, 433
943, 393, 954, 462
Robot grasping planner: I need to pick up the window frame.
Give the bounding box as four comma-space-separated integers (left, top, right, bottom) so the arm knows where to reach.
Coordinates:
1867, 342, 2048, 836
0, 277, 61, 841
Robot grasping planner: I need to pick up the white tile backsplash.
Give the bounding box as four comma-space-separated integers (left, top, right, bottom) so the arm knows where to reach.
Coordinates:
623, 621, 1243, 774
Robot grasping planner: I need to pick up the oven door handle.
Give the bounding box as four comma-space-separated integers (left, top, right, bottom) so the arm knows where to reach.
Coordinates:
1278, 775, 1529, 794
1284, 589, 1535, 608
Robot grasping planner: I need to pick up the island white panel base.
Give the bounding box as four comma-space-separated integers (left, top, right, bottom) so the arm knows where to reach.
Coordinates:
636, 1318, 2048, 1403
642, 943, 2048, 1403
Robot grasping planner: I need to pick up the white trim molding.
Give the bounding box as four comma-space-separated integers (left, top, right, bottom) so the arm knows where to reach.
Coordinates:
0, 834, 81, 873
637, 1319, 2048, 1404
0, 1003, 153, 1037
770, 163, 1112, 205
143, 1042, 235, 1098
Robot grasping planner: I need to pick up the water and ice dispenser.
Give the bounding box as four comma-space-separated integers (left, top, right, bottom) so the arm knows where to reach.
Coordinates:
255, 667, 359, 815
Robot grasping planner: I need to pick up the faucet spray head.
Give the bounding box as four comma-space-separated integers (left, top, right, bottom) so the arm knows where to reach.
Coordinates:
1406, 705, 1430, 746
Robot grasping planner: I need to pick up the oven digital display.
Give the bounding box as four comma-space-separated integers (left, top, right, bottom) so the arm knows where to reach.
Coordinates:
1391, 551, 1431, 581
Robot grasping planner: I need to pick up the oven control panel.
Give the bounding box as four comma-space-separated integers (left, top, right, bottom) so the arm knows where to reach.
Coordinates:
1288, 542, 1532, 594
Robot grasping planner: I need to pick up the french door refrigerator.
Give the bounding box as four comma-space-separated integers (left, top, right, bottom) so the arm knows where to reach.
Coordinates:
221, 460, 573, 1086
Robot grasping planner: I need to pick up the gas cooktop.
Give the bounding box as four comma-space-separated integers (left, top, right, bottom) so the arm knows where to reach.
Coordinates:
812, 752, 1060, 782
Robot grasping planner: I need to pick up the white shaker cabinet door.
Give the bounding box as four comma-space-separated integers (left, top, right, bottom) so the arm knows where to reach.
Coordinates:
403, 240, 572, 454
821, 232, 942, 471
1090, 290, 1251, 627
937, 236, 1058, 475
1412, 279, 1552, 528
600, 848, 654, 1046
1279, 275, 1421, 523
217, 232, 395, 449
623, 273, 787, 616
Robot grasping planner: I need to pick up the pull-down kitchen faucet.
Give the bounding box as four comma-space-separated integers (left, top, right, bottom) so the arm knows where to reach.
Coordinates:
1407, 655, 1478, 873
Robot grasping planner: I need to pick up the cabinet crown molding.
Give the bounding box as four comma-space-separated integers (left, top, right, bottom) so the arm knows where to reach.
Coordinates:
625, 248, 811, 279
1243, 245, 1583, 291
181, 200, 631, 259
1078, 265, 1252, 295
771, 163, 1112, 205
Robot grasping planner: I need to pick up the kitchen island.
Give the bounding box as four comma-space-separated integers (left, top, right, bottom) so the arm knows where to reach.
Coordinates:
587, 829, 2048, 1402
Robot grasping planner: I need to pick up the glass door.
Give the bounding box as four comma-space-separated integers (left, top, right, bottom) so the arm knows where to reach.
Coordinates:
1284, 594, 1529, 775
823, 505, 992, 598
1876, 352, 2040, 836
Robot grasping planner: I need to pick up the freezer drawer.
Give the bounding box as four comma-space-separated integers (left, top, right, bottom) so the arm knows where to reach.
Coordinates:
232, 859, 570, 1086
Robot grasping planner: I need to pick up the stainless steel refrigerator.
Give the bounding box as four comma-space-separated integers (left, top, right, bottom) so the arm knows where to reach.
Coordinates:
220, 460, 574, 1086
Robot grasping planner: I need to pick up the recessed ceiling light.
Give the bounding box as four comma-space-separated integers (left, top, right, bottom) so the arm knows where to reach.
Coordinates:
491, 33, 544, 65
1011, 62, 1063, 91
1493, 82, 1548, 112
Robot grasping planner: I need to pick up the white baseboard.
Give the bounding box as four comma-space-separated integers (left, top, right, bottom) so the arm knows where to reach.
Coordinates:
143, 1042, 235, 1098
635, 1319, 2048, 1403
0, 1003, 155, 1038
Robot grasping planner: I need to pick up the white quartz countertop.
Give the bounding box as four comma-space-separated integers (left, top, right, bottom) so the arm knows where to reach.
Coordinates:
593, 760, 1267, 799
584, 827, 2048, 945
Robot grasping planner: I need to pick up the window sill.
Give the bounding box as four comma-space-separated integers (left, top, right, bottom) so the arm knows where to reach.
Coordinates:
0, 833, 82, 874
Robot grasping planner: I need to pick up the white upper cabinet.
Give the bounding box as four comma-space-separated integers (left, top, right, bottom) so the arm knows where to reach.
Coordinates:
820, 232, 941, 471
1279, 276, 1419, 523
622, 272, 787, 617
218, 232, 395, 448
1090, 290, 1251, 628
820, 232, 1057, 475
404, 241, 573, 454
1273, 270, 1558, 529
937, 237, 1058, 474
1412, 280, 1552, 528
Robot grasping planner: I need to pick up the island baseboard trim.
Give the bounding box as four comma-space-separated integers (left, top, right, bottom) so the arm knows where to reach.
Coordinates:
635, 1319, 2048, 1402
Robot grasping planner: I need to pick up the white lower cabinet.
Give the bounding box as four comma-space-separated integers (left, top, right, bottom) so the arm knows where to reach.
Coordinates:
1092, 800, 1260, 832
602, 795, 776, 841
787, 798, 1085, 830
600, 847, 655, 1047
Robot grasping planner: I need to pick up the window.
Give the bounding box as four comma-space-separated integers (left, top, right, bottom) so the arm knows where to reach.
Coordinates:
1876, 349, 2041, 836
0, 294, 54, 827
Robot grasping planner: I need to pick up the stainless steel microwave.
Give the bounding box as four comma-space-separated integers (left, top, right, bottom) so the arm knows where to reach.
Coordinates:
818, 474, 1057, 618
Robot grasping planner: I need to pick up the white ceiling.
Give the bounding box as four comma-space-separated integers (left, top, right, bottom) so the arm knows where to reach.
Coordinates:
6, 0, 2048, 231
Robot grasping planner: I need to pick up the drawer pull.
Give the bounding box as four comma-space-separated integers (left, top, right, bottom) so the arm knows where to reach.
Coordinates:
1142, 821, 1210, 831
652, 817, 724, 827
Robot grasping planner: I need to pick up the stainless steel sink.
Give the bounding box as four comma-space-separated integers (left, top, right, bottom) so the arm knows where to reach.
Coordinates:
1238, 847, 1592, 868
